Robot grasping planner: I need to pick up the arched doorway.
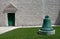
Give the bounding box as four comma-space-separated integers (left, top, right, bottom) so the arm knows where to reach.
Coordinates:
3, 3, 17, 26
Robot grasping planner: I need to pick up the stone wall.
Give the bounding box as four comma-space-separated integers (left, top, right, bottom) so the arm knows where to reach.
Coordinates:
0, 0, 60, 26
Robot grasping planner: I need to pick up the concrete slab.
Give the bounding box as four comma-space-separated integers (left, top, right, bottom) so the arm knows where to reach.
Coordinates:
0, 25, 55, 34
0, 27, 18, 34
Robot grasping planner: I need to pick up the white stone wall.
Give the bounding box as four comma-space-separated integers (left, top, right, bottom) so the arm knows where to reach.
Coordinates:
47, 0, 60, 24
0, 0, 60, 26
15, 0, 43, 26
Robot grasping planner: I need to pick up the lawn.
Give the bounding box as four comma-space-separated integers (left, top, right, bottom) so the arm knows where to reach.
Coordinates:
0, 27, 60, 39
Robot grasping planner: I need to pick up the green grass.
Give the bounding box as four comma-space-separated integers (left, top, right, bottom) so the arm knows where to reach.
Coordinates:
0, 27, 60, 39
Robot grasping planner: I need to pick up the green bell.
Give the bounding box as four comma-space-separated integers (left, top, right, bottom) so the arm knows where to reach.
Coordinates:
39, 15, 55, 35
41, 15, 53, 31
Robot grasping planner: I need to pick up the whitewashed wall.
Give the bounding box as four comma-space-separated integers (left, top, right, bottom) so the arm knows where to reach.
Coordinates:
0, 0, 60, 26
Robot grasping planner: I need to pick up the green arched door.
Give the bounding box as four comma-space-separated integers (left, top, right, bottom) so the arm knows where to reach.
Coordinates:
8, 13, 15, 26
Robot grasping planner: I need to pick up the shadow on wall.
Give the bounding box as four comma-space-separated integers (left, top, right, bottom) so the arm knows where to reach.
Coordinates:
55, 11, 60, 25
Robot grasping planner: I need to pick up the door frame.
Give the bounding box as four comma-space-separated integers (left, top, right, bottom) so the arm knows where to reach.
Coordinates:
3, 3, 17, 26
5, 13, 15, 26
5, 13, 8, 26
